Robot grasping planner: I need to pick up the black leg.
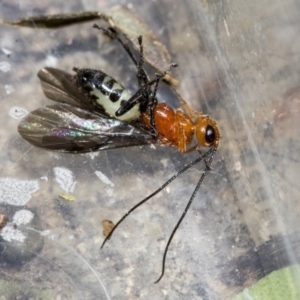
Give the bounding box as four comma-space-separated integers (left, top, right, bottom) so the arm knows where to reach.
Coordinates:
136, 36, 150, 87
93, 24, 139, 67
93, 24, 152, 117
147, 63, 178, 134
93, 23, 176, 137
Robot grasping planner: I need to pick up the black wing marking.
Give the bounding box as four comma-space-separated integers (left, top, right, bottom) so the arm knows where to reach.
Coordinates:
18, 104, 155, 152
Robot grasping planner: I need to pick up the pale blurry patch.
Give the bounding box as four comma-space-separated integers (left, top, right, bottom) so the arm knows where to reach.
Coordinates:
1, 209, 34, 243
53, 167, 76, 193
1, 47, 12, 56
4, 84, 15, 95
95, 170, 114, 196
0, 178, 39, 206
0, 61, 10, 72
84, 152, 99, 160
13, 209, 34, 226
45, 54, 58, 67
8, 106, 28, 120
1, 225, 26, 242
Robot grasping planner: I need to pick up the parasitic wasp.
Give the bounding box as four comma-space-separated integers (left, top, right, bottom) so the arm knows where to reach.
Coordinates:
18, 25, 220, 282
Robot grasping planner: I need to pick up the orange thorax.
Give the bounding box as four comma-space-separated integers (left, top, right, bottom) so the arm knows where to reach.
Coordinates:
141, 103, 194, 152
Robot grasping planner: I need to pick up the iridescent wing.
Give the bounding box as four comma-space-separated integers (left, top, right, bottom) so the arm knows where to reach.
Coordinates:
18, 104, 155, 152
19, 67, 154, 151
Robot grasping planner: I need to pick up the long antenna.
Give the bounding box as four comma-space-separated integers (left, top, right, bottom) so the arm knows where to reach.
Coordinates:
154, 147, 217, 283
100, 148, 214, 249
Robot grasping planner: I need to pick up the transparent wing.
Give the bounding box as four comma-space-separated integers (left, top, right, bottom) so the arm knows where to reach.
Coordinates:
18, 104, 155, 152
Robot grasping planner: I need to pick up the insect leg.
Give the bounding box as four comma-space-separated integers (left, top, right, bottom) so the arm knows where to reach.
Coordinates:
93, 24, 152, 120
93, 25, 144, 74
115, 89, 145, 117
116, 35, 153, 131
93, 25, 151, 88
147, 63, 178, 87
115, 56, 177, 119
154, 147, 217, 283
136, 36, 150, 87
146, 63, 178, 134
115, 62, 177, 135
93, 24, 176, 136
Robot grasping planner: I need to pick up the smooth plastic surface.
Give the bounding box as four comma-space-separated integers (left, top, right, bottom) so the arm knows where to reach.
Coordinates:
0, 0, 300, 299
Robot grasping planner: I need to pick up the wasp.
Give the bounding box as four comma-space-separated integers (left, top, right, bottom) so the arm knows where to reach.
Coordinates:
18, 25, 220, 283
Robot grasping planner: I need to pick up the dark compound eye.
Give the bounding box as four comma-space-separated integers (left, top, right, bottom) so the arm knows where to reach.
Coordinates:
205, 125, 215, 144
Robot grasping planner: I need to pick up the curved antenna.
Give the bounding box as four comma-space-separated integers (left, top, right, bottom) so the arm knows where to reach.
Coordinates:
100, 148, 214, 249
154, 147, 217, 283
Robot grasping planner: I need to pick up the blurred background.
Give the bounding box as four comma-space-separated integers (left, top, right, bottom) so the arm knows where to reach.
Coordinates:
0, 0, 300, 299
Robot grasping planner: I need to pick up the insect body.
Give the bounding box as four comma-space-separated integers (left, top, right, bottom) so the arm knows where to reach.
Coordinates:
74, 68, 140, 121
18, 26, 220, 283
